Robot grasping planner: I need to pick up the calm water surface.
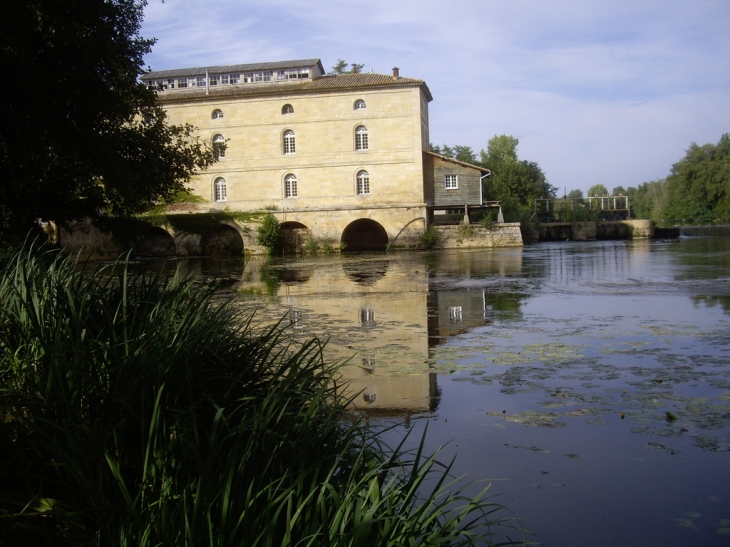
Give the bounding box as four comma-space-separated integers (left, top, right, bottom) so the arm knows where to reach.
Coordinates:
164, 237, 730, 546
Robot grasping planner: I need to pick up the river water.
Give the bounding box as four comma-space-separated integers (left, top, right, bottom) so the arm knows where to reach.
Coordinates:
152, 236, 730, 546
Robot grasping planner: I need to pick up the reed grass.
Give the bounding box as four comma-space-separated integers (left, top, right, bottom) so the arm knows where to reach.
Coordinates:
0, 241, 524, 546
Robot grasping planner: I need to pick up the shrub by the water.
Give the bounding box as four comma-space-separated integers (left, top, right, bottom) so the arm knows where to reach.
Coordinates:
256, 212, 284, 253
419, 225, 440, 249
0, 242, 523, 546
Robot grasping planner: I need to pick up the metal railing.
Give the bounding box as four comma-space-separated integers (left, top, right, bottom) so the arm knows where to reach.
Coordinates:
533, 196, 630, 220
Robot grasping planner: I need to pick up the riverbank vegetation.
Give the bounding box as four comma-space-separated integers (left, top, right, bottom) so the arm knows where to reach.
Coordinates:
562, 133, 729, 223
626, 133, 730, 222
0, 243, 523, 546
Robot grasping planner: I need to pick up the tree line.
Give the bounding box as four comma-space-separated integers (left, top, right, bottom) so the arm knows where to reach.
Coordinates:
566, 134, 730, 222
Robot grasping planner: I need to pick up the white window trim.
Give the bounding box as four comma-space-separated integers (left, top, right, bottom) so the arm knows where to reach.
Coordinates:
445, 174, 458, 190
283, 130, 296, 155
284, 174, 298, 198
355, 125, 368, 151
356, 170, 370, 195
214, 177, 227, 202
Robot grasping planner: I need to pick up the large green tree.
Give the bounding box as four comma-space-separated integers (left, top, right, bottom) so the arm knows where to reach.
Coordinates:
663, 133, 730, 221
587, 184, 609, 197
479, 135, 555, 210
0, 0, 216, 241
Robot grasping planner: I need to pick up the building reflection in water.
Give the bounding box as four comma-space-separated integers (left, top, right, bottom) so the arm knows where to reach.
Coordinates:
219, 249, 526, 421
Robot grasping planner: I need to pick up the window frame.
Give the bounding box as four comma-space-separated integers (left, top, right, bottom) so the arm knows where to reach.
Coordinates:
211, 109, 223, 119
212, 134, 226, 159
282, 104, 294, 115
284, 173, 298, 198
445, 174, 458, 190
354, 125, 368, 151
283, 130, 296, 155
354, 99, 367, 110
214, 177, 227, 202
356, 170, 370, 195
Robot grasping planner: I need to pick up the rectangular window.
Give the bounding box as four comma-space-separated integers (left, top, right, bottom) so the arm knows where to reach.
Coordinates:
167, 79, 175, 89
244, 72, 254, 83
357, 179, 370, 195
230, 73, 240, 84
196, 76, 205, 87
445, 174, 458, 190
209, 75, 219, 86
220, 74, 229, 85
285, 179, 297, 198
177, 78, 187, 88
263, 71, 273, 81
188, 78, 197, 87
277, 71, 287, 81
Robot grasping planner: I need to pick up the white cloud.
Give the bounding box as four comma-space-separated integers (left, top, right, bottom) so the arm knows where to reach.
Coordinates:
140, 0, 730, 193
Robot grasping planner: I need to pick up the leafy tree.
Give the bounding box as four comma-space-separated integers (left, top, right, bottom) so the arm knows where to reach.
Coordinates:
329, 59, 365, 74
453, 145, 477, 164
626, 180, 668, 220
587, 184, 609, 197
479, 134, 555, 213
440, 144, 455, 158
663, 133, 730, 220
567, 189, 584, 199
0, 0, 217, 242
612, 186, 627, 196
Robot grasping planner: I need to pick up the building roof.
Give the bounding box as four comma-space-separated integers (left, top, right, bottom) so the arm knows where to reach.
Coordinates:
425, 151, 490, 174
142, 59, 325, 80
142, 57, 433, 103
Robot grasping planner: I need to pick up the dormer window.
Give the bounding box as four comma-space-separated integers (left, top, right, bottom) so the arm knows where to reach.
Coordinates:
354, 99, 366, 110
282, 104, 294, 115
211, 109, 223, 119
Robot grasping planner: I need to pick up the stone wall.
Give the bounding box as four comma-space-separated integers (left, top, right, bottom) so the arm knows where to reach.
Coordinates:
537, 220, 653, 241
162, 85, 429, 211
432, 223, 523, 249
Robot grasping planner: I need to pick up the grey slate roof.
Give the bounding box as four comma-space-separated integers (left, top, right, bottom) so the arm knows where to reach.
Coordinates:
152, 71, 433, 103
142, 59, 324, 80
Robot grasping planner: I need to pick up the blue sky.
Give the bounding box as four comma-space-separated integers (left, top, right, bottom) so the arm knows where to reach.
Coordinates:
140, 0, 730, 195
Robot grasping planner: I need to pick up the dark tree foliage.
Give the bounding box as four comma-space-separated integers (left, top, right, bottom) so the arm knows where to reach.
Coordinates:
0, 0, 216, 241
428, 143, 477, 164
480, 134, 555, 210
663, 133, 730, 221
624, 133, 729, 221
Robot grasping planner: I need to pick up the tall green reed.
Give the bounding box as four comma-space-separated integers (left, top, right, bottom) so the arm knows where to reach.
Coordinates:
0, 242, 525, 546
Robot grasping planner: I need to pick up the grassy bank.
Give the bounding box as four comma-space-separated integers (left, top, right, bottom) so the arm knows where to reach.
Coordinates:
0, 243, 523, 546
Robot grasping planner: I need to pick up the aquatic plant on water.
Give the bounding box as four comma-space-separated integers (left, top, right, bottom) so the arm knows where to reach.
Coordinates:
0, 242, 524, 546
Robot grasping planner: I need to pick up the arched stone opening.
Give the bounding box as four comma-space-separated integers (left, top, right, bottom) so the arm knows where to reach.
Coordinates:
136, 227, 176, 257
200, 224, 243, 257
281, 221, 309, 254
341, 219, 388, 252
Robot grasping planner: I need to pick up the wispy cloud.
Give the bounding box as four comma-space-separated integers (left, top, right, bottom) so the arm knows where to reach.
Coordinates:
141, 0, 730, 193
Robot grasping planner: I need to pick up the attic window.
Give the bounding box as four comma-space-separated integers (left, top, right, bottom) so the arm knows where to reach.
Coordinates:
354, 99, 366, 110
282, 104, 294, 114
211, 109, 223, 119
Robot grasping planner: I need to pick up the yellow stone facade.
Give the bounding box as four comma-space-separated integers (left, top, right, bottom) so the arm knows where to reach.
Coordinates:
144, 60, 434, 251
